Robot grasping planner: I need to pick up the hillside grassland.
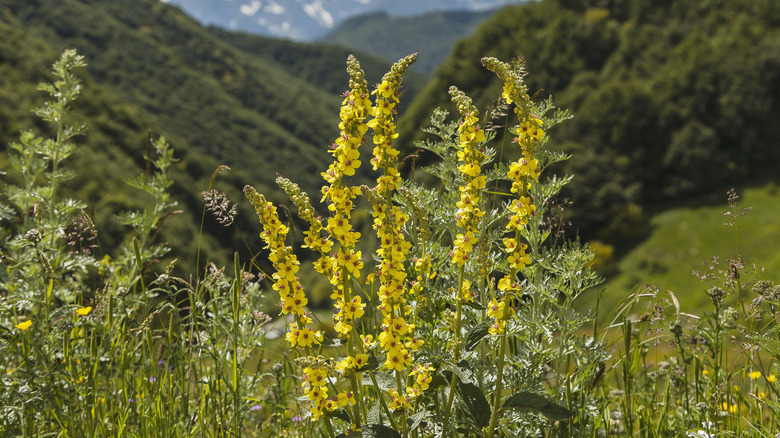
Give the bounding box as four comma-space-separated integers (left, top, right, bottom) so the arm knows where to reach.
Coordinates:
590, 182, 780, 316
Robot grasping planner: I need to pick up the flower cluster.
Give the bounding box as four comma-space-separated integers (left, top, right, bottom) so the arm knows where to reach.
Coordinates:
243, 186, 322, 347
449, 86, 488, 267
367, 54, 419, 373
486, 295, 514, 335
302, 363, 356, 420
388, 364, 435, 411
482, 57, 546, 326
318, 55, 372, 340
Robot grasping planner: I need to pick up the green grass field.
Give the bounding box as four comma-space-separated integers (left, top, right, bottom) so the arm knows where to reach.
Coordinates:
588, 182, 780, 316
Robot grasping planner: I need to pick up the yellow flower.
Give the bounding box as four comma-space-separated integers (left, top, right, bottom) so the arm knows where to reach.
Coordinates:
749, 371, 762, 380
15, 320, 32, 331
336, 391, 356, 407
76, 306, 92, 316
768, 374, 776, 383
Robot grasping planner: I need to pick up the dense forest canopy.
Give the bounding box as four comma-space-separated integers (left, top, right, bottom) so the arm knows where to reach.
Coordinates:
400, 0, 780, 244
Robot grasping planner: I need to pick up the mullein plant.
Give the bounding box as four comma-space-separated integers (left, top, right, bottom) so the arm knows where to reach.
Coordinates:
245, 54, 606, 437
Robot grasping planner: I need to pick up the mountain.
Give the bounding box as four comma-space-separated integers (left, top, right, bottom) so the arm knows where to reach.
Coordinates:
398, 0, 780, 245
160, 0, 526, 41
206, 26, 427, 100
320, 10, 495, 75
0, 0, 423, 273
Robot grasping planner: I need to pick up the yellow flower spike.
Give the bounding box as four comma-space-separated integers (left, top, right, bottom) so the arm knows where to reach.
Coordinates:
15, 320, 32, 331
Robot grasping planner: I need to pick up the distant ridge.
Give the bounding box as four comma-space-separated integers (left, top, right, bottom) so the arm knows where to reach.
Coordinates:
161, 0, 526, 41
320, 9, 496, 75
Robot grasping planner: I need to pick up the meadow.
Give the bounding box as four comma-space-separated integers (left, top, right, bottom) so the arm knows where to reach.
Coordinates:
1, 49, 779, 438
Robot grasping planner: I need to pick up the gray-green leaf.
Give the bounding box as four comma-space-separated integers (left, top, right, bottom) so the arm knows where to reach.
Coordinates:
501, 392, 573, 420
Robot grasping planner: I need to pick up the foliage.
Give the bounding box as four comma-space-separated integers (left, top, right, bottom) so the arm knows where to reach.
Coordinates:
398, 0, 780, 246
0, 50, 275, 437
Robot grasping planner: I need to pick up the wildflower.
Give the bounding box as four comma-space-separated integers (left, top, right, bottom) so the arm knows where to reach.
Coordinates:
749, 371, 762, 380
367, 54, 419, 373
721, 402, 738, 414
75, 306, 92, 316
335, 356, 356, 373
768, 374, 776, 383
361, 334, 377, 350
286, 324, 323, 348
387, 389, 412, 411
15, 320, 32, 331
336, 391, 356, 407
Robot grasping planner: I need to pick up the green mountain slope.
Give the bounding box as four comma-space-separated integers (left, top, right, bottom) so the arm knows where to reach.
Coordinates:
207, 26, 427, 102
319, 10, 495, 75
0, 6, 238, 271
398, 0, 780, 244
6, 0, 340, 190
0, 0, 417, 273
589, 182, 780, 317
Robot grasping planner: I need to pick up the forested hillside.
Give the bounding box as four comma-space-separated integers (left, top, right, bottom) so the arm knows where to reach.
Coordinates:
207, 26, 427, 100
399, 0, 780, 245
320, 10, 494, 75
0, 0, 417, 272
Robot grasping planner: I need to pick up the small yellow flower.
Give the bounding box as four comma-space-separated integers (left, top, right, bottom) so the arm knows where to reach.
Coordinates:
76, 306, 92, 316
749, 371, 762, 380
768, 374, 776, 383
15, 320, 32, 331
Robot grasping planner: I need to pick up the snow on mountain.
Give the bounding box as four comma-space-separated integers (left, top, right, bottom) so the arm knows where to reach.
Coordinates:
160, 0, 525, 40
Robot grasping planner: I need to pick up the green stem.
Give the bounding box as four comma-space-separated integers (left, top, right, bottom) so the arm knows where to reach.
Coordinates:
369, 371, 399, 430
442, 265, 465, 437
486, 334, 506, 438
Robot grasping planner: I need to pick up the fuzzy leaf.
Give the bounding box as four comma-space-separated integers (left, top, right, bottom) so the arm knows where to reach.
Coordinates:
465, 320, 493, 351
450, 361, 474, 384
356, 355, 384, 372
501, 392, 573, 420
322, 338, 344, 348
361, 424, 401, 438
367, 400, 381, 424
361, 371, 396, 392
326, 408, 352, 423
457, 381, 491, 430
408, 410, 429, 432
463, 300, 485, 311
